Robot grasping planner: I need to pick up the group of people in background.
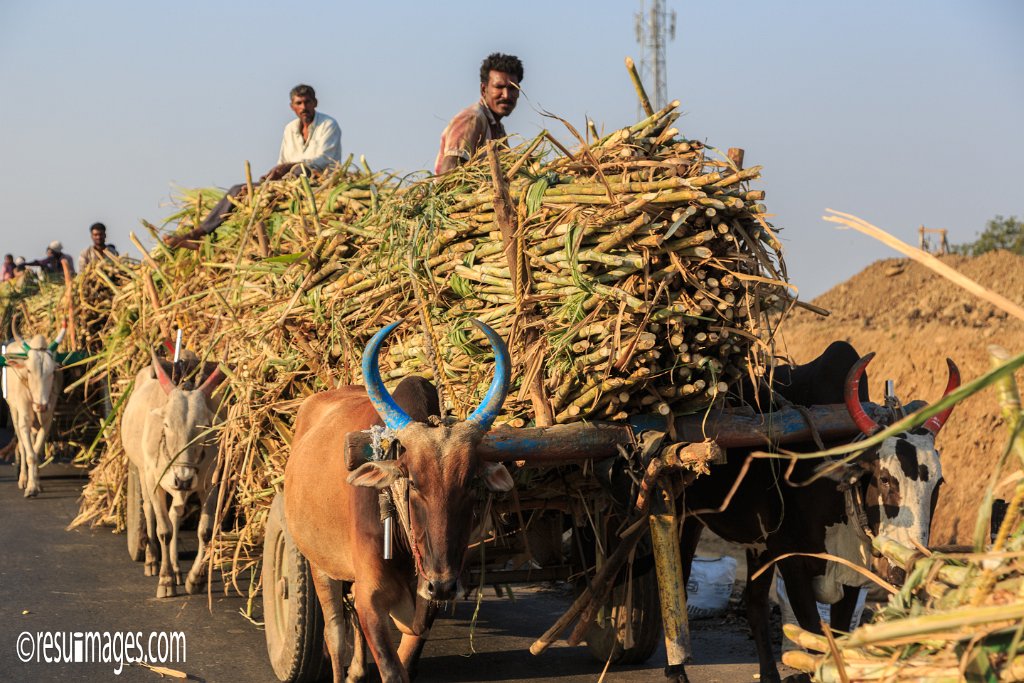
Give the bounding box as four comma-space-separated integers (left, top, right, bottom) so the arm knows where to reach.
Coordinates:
1, 223, 118, 285
5, 52, 525, 263
167, 52, 523, 248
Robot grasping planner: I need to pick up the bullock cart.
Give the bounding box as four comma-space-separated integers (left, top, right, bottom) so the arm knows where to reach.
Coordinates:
261, 401, 875, 682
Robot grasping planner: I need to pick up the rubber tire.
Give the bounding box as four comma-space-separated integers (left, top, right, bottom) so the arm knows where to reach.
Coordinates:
126, 463, 147, 562
262, 493, 326, 683
583, 563, 663, 665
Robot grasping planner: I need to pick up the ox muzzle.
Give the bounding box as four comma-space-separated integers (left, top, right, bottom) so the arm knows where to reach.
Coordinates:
170, 466, 199, 492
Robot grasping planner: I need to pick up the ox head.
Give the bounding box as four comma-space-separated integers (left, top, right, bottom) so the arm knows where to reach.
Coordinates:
835, 353, 960, 584
148, 350, 226, 493
6, 324, 66, 414
348, 320, 514, 602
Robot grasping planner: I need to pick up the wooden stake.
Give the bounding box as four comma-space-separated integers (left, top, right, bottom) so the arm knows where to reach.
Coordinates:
487, 141, 552, 426
727, 147, 745, 170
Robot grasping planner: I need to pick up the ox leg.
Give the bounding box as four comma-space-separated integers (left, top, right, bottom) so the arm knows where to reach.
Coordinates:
169, 494, 187, 586
349, 613, 368, 683
680, 516, 704, 583
186, 484, 218, 594
12, 416, 35, 495
140, 474, 161, 577
311, 568, 361, 683
746, 551, 782, 683
24, 425, 47, 497
778, 561, 824, 635
27, 413, 52, 499
353, 580, 408, 683
151, 487, 177, 598
15, 423, 27, 489
830, 585, 862, 634
397, 600, 438, 681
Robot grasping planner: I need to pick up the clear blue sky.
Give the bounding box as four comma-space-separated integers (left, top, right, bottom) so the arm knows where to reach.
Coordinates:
1, 1, 1021, 299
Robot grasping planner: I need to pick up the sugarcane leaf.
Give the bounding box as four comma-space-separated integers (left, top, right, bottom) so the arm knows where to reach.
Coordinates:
525, 177, 549, 215
263, 253, 306, 265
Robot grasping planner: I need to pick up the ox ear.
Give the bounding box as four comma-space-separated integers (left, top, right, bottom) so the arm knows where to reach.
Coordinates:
480, 461, 514, 492
347, 461, 404, 489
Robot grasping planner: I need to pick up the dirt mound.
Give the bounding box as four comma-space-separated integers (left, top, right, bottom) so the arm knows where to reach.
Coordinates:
778, 250, 1024, 545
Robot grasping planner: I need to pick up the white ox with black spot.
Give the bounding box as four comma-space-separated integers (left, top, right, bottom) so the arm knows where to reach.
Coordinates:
121, 351, 226, 598
3, 327, 66, 498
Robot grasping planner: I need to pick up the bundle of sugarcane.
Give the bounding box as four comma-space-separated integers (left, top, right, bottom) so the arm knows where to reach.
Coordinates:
784, 346, 1024, 682
69, 165, 389, 535
309, 103, 789, 426
0, 274, 62, 340
77, 257, 137, 355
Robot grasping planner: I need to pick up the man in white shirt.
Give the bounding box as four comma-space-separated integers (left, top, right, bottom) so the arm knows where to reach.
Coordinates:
167, 84, 342, 247
263, 84, 341, 181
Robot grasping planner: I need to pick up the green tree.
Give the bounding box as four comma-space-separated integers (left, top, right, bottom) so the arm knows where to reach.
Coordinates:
951, 215, 1024, 256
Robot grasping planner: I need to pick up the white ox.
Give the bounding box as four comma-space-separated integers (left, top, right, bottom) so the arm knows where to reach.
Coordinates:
121, 352, 226, 598
4, 328, 66, 498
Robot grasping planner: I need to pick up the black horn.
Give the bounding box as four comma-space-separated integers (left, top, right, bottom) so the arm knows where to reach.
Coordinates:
465, 320, 511, 431
845, 353, 880, 436
362, 321, 413, 431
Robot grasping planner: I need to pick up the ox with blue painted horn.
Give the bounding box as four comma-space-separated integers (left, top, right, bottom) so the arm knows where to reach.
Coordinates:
282, 319, 515, 683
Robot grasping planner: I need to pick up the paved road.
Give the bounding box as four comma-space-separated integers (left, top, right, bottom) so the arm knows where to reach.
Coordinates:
1, 463, 776, 683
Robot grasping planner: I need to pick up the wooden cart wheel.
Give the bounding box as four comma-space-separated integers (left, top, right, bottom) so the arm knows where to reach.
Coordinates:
126, 463, 147, 562
573, 522, 663, 665
262, 492, 326, 683
583, 561, 662, 664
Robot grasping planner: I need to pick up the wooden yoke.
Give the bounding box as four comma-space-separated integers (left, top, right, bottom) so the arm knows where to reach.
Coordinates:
343, 402, 879, 470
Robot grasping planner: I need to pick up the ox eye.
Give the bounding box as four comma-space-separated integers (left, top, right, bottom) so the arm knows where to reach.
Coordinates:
408, 478, 418, 491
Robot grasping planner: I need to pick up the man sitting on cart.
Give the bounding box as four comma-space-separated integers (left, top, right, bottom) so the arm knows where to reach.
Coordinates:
166, 84, 342, 248
434, 53, 523, 175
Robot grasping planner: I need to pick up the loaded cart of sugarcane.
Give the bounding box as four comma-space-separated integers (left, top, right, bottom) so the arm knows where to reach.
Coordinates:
253, 61, 901, 683
62, 62, 958, 682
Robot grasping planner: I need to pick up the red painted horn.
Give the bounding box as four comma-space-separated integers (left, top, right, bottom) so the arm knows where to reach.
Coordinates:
198, 367, 226, 399
923, 358, 960, 436
845, 353, 880, 436
150, 350, 175, 396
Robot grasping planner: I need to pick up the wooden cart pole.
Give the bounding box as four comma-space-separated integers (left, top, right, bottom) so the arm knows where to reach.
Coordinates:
649, 483, 690, 677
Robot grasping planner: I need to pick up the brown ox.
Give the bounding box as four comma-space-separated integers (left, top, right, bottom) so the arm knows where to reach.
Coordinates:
284, 320, 514, 683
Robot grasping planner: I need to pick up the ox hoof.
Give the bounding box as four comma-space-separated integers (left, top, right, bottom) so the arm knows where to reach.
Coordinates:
24, 487, 40, 498
156, 582, 177, 599
17, 477, 26, 489
144, 562, 158, 577
174, 571, 184, 586
185, 575, 206, 594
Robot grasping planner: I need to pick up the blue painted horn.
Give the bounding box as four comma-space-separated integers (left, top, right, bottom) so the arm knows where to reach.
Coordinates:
362, 319, 511, 432
465, 319, 511, 431
362, 321, 414, 431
